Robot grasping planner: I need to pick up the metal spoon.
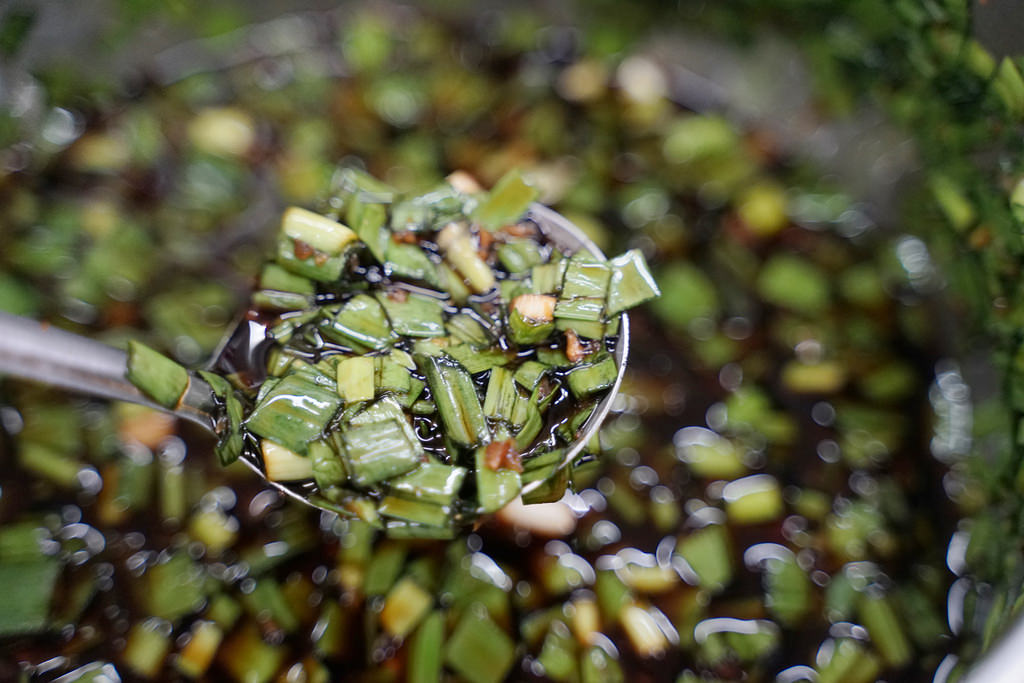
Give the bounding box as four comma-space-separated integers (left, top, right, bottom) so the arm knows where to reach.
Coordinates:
0, 203, 629, 514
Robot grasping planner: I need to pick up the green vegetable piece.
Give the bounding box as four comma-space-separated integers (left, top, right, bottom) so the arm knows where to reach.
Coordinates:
757, 253, 830, 315
444, 609, 517, 683
261, 440, 314, 481
471, 169, 538, 231
384, 242, 439, 285
259, 263, 315, 295
220, 623, 286, 683
475, 446, 521, 513
514, 361, 549, 390
379, 496, 451, 528
144, 552, 208, 622
581, 645, 624, 683
508, 305, 556, 345
521, 448, 568, 504
341, 415, 423, 488
409, 611, 444, 683
281, 206, 358, 256
126, 341, 190, 409
554, 297, 605, 322
390, 200, 431, 233
484, 366, 519, 422
123, 618, 173, 678
312, 601, 347, 658
387, 462, 466, 505
443, 344, 513, 374
245, 373, 342, 454
275, 234, 346, 282
815, 638, 882, 683
419, 354, 490, 448
722, 474, 785, 524
251, 289, 312, 311
380, 577, 434, 638
240, 578, 299, 633
607, 249, 660, 316
436, 222, 495, 293
319, 294, 397, 351
349, 200, 390, 262
538, 621, 579, 682
309, 439, 347, 490
377, 291, 446, 337
858, 594, 912, 668
562, 257, 611, 300
376, 357, 413, 395
0, 557, 59, 636
566, 352, 618, 398
498, 239, 544, 273
364, 541, 408, 596
446, 312, 493, 346
337, 356, 376, 402
763, 555, 812, 625
531, 261, 567, 295
676, 525, 733, 592
199, 370, 244, 466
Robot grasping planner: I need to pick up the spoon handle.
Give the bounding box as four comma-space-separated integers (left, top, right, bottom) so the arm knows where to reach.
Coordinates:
0, 312, 216, 431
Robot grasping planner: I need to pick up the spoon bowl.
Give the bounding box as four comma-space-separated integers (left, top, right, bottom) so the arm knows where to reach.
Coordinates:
0, 203, 629, 518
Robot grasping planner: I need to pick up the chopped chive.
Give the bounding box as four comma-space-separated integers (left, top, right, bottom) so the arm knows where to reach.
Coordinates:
555, 317, 606, 340
17, 442, 82, 489
126, 340, 190, 408
123, 618, 172, 678
444, 344, 514, 374
281, 206, 358, 256
390, 200, 431, 232
319, 294, 397, 351
498, 238, 544, 273
531, 261, 566, 295
312, 601, 347, 658
275, 233, 345, 282
580, 645, 624, 683
0, 555, 59, 636
408, 610, 444, 683
418, 354, 490, 448
245, 373, 341, 454
606, 249, 659, 316
198, 370, 243, 466
521, 448, 567, 504
484, 366, 519, 422
446, 312, 493, 346
349, 200, 389, 262
475, 446, 521, 513
376, 357, 413, 394
471, 169, 538, 231
676, 525, 733, 593
175, 620, 223, 679
762, 555, 812, 626
514, 360, 549, 390
188, 507, 238, 554
509, 294, 557, 345
251, 289, 312, 311
566, 352, 618, 398
858, 593, 912, 668
364, 541, 408, 597
261, 440, 314, 481
444, 608, 517, 683
340, 398, 424, 487
436, 222, 495, 293
219, 622, 286, 683
376, 291, 446, 337
387, 462, 467, 505
815, 638, 882, 683
337, 356, 376, 402
537, 620, 579, 681
259, 262, 315, 295
380, 577, 434, 638
309, 438, 347, 490
722, 474, 785, 524
384, 242, 439, 285
620, 604, 670, 658
554, 297, 605, 322
240, 578, 299, 634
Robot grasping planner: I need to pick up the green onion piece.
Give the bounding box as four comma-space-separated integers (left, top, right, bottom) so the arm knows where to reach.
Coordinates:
337, 356, 376, 402
521, 448, 568, 504
436, 222, 495, 293
513, 398, 543, 450
123, 618, 172, 678
437, 262, 472, 305
0, 556, 59, 636
537, 346, 574, 368
620, 604, 670, 658
380, 577, 434, 638
444, 344, 513, 374
580, 645, 624, 683
376, 357, 413, 394
762, 555, 812, 626
378, 496, 452, 528
722, 474, 785, 524
176, 620, 223, 679
562, 257, 611, 299
126, 341, 190, 409
498, 238, 544, 273
815, 638, 882, 683
144, 552, 208, 622
418, 355, 490, 448
246, 373, 342, 454
274, 234, 346, 282
188, 508, 237, 554
282, 206, 358, 256
376, 291, 446, 338
858, 593, 912, 668
319, 294, 397, 351
340, 398, 424, 486
676, 525, 733, 593
475, 446, 521, 513
240, 578, 299, 634
484, 366, 519, 422
17, 442, 82, 489
364, 541, 408, 597
349, 200, 389, 262
471, 169, 538, 231
555, 318, 606, 340
390, 200, 431, 232
309, 438, 347, 490
206, 594, 241, 630
334, 167, 397, 205
385, 521, 458, 540
198, 370, 244, 466
251, 289, 312, 311
566, 352, 618, 398
312, 601, 347, 658
595, 570, 632, 623
444, 609, 517, 683
219, 622, 286, 683
538, 621, 579, 682
606, 249, 660, 316
259, 263, 315, 295
446, 312, 493, 346
387, 462, 467, 505
554, 297, 605, 322
514, 361, 549, 390
384, 242, 440, 285
509, 294, 557, 345
409, 610, 444, 683
261, 440, 314, 481
531, 261, 566, 295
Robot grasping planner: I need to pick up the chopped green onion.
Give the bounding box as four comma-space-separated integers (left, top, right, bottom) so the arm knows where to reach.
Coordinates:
318, 294, 397, 351
419, 354, 490, 448
126, 341, 190, 408
471, 169, 538, 231
376, 291, 446, 337
336, 355, 375, 402
443, 608, 517, 683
